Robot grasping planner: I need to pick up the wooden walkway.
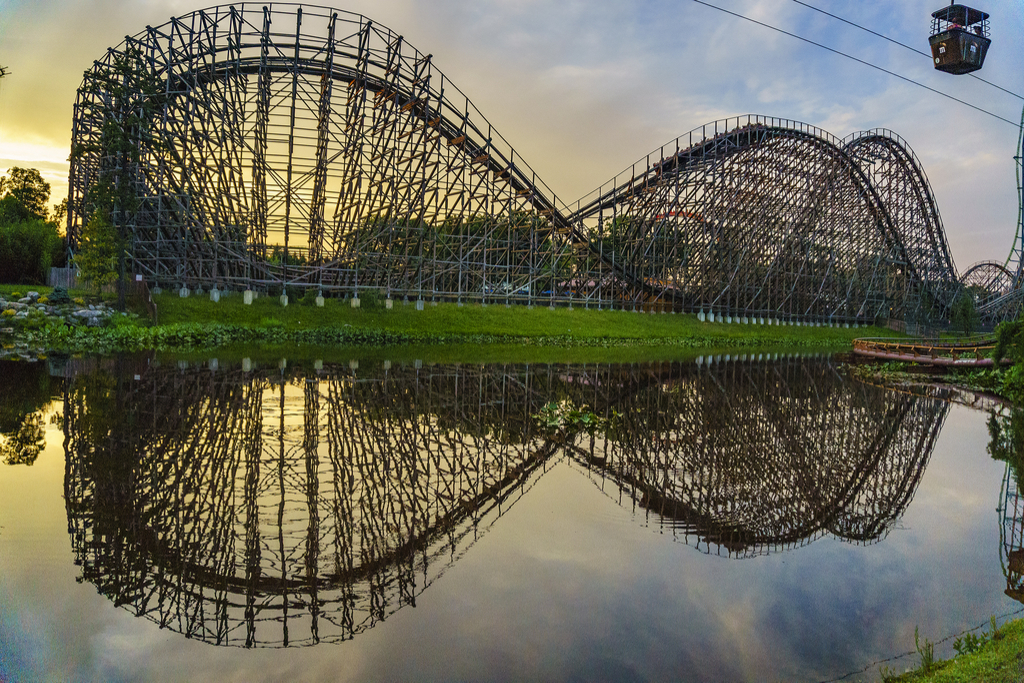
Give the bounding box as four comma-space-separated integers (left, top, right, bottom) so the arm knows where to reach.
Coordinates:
852, 337, 1008, 367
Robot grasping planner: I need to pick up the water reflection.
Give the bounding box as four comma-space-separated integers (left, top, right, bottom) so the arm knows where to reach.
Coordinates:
0, 361, 60, 465
61, 357, 950, 648
992, 411, 1024, 603
567, 361, 948, 556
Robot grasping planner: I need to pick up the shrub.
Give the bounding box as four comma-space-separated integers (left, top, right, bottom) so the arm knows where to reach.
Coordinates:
0, 218, 64, 284
49, 287, 71, 305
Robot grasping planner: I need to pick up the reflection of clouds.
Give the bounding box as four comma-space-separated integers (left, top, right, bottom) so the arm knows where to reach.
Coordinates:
0, 362, 1014, 681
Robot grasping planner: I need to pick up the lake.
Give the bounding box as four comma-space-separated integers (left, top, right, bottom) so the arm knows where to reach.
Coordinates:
0, 352, 1021, 682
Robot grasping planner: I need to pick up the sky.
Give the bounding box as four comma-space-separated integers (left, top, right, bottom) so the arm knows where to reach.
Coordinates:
0, 0, 1022, 271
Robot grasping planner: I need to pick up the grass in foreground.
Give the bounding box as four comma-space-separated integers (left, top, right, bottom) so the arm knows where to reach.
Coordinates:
880, 618, 1024, 682
150, 290, 883, 344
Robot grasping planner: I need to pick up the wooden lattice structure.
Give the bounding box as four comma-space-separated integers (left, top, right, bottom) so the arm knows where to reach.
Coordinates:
63, 356, 948, 646
68, 5, 964, 323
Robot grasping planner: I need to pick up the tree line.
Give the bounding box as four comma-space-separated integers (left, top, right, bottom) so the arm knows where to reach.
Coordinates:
0, 166, 67, 285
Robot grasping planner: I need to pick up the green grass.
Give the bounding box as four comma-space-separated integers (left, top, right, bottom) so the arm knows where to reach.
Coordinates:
151, 290, 885, 346
880, 618, 1024, 682
3, 284, 899, 357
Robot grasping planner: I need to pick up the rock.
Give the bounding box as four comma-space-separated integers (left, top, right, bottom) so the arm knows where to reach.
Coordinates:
26, 291, 39, 300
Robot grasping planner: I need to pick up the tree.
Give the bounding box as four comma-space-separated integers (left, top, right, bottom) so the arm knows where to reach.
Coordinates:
0, 167, 50, 221
950, 290, 980, 336
51, 198, 68, 232
71, 44, 166, 309
0, 194, 32, 225
0, 218, 62, 284
0, 412, 45, 466
74, 212, 119, 290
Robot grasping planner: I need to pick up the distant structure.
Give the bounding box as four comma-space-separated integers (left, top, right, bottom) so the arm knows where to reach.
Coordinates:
67, 4, 964, 326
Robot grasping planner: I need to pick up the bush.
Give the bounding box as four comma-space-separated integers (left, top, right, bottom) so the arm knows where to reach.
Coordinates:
0, 218, 64, 284
993, 318, 1024, 365
49, 287, 71, 305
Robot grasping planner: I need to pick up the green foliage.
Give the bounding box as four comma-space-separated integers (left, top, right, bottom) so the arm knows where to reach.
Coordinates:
992, 317, 1024, 365
267, 245, 308, 267
49, 286, 71, 305
0, 412, 45, 466
949, 291, 980, 336
50, 198, 67, 231
0, 218, 64, 284
72, 46, 168, 310
988, 411, 1024, 493
953, 631, 987, 657
300, 289, 320, 306
358, 289, 383, 310
0, 360, 53, 466
533, 400, 615, 433
0, 167, 50, 220
915, 627, 935, 673
73, 47, 167, 218
953, 616, 1004, 658
0, 194, 33, 224
74, 212, 119, 290
1000, 365, 1024, 404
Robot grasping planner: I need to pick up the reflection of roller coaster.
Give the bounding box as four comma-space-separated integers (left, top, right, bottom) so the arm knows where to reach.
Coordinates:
64, 357, 948, 646
68, 5, 963, 323
563, 359, 947, 556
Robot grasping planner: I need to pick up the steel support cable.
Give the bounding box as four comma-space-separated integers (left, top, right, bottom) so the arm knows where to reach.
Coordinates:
789, 0, 1024, 102
689, 0, 1020, 127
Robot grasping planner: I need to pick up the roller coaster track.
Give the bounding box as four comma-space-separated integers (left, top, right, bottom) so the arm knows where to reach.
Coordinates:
67, 4, 966, 324
569, 120, 959, 320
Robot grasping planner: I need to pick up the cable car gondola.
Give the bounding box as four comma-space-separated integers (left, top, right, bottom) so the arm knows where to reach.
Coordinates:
929, 3, 991, 75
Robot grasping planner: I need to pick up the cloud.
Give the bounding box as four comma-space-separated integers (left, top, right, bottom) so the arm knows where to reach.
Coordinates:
0, 0, 1020, 266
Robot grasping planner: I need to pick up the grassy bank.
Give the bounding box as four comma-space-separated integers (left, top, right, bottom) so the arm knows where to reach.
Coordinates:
879, 618, 1024, 682
151, 290, 878, 343
0, 285, 894, 355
